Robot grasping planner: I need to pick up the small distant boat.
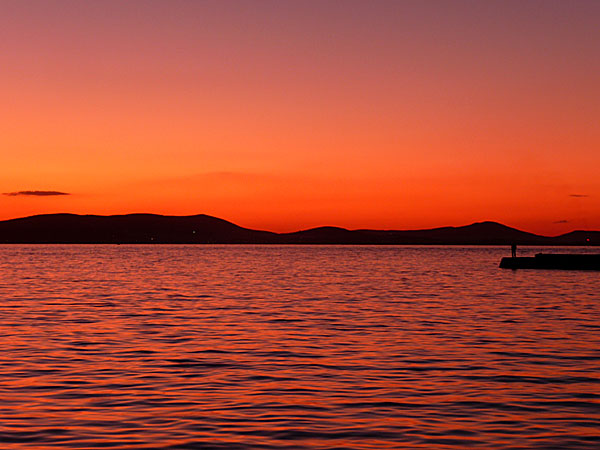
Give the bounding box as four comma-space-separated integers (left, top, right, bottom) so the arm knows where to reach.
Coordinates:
500, 253, 600, 270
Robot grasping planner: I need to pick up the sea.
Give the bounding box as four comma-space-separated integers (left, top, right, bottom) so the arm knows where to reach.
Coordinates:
0, 245, 599, 449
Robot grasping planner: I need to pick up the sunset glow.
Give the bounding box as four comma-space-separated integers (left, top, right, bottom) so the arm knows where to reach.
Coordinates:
2, 0, 599, 234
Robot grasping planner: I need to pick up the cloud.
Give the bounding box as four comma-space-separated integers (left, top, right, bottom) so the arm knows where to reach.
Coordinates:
3, 190, 70, 197
553, 220, 569, 224
569, 194, 589, 198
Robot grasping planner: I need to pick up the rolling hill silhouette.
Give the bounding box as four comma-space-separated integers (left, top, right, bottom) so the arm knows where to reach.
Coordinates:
0, 214, 597, 245
282, 221, 551, 244
0, 214, 277, 244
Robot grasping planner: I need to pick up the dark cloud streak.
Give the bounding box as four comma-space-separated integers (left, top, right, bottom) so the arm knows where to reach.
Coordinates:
569, 194, 589, 198
3, 190, 70, 197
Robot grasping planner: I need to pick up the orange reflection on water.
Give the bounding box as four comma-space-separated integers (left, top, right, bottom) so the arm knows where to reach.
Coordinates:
0, 245, 599, 448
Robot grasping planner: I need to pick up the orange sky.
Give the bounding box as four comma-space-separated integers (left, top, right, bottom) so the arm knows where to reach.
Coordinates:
1, 0, 599, 234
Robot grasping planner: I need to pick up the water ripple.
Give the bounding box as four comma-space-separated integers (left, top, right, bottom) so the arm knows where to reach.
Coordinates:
0, 245, 599, 448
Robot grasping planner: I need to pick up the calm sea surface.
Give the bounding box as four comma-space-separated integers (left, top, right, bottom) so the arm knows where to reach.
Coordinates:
0, 245, 599, 449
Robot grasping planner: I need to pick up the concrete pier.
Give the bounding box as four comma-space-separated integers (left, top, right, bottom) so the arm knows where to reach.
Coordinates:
500, 253, 600, 270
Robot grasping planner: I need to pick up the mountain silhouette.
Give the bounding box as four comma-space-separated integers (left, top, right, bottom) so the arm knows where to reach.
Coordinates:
0, 214, 597, 245
282, 221, 549, 245
0, 214, 277, 244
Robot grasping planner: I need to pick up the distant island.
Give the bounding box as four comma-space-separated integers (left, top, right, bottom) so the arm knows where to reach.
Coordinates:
0, 213, 597, 245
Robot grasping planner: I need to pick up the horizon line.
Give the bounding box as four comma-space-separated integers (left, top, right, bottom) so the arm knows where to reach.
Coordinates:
2, 212, 598, 238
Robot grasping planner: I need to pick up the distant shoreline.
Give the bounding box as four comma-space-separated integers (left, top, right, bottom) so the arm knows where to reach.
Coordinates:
0, 213, 598, 246
1, 243, 599, 247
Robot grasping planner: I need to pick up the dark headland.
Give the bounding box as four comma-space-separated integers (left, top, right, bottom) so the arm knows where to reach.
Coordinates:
0, 213, 598, 245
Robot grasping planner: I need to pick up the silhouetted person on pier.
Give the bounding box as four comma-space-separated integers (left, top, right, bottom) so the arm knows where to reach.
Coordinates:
511, 243, 517, 258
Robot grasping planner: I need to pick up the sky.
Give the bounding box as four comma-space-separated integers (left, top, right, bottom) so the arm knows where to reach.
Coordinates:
1, 0, 599, 234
